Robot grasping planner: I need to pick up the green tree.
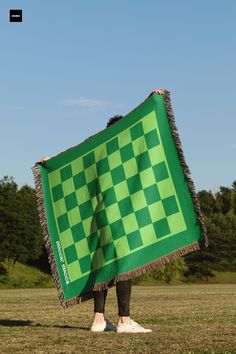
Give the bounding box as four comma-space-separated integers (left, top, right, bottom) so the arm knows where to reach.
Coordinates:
0, 177, 43, 270
215, 187, 232, 214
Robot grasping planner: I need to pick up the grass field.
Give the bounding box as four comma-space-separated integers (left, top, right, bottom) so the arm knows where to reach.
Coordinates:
1, 284, 236, 354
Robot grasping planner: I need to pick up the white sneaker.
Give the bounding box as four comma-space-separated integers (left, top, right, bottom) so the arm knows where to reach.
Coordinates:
117, 319, 152, 333
91, 319, 117, 332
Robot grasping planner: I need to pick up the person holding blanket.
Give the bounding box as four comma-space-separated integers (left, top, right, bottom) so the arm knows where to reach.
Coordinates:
41, 89, 165, 333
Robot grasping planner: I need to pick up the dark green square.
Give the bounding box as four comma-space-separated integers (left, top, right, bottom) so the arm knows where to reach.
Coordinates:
102, 188, 117, 207
110, 219, 125, 240
73, 171, 86, 190
60, 165, 72, 182
106, 137, 119, 155
153, 218, 170, 238
162, 195, 179, 216
136, 151, 151, 172
71, 222, 85, 243
65, 192, 78, 211
79, 255, 91, 274
144, 184, 161, 205
153, 162, 169, 182
118, 197, 133, 217
52, 184, 63, 202
130, 122, 144, 141
88, 179, 100, 198
120, 143, 134, 162
57, 213, 70, 232
145, 129, 160, 149
127, 174, 142, 194
83, 151, 95, 169
87, 232, 101, 253
102, 242, 117, 262
79, 200, 93, 220
135, 207, 152, 228
95, 209, 109, 229
111, 165, 126, 185
97, 157, 109, 176
64, 245, 78, 264
127, 230, 143, 250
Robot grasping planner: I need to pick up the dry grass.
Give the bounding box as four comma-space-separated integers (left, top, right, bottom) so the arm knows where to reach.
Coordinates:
1, 284, 236, 354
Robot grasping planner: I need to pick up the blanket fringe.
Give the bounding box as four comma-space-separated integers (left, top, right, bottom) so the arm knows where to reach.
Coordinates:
32, 165, 68, 307
163, 91, 208, 249
32, 90, 208, 308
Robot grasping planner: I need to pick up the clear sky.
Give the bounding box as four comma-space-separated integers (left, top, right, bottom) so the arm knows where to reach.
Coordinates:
0, 1, 235, 192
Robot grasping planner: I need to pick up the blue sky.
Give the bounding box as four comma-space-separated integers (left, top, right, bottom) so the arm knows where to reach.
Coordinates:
0, 1, 235, 192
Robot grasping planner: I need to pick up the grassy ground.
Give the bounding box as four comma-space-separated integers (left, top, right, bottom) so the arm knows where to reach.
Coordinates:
1, 284, 236, 354
0, 261, 52, 289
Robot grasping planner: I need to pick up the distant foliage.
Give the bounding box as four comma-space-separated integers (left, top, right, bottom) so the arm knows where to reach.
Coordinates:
0, 176, 43, 272
184, 181, 236, 281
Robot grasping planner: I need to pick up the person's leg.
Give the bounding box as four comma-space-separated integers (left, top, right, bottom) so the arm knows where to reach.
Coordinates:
93, 289, 108, 324
116, 279, 132, 324
91, 289, 117, 332
116, 279, 152, 333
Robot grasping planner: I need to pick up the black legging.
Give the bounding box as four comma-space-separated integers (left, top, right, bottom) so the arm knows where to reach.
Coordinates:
93, 279, 132, 316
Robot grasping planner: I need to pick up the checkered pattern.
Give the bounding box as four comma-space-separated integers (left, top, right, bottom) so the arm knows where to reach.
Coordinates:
48, 111, 187, 283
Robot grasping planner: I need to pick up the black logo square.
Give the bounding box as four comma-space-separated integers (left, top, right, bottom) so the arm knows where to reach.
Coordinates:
9, 9, 22, 22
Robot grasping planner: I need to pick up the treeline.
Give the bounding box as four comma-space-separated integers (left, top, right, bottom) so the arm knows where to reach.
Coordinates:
0, 176, 236, 283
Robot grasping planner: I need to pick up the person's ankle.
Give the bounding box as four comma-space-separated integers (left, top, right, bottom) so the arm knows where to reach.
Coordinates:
118, 316, 130, 324
93, 312, 105, 324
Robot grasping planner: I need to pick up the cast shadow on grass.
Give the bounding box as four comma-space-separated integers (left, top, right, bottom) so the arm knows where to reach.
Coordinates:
0, 319, 90, 331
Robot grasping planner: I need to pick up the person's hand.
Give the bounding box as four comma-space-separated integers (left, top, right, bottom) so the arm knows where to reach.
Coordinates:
148, 89, 165, 98
41, 156, 50, 164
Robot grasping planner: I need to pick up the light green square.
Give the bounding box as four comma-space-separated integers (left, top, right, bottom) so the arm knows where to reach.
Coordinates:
60, 229, 74, 249
131, 190, 147, 212
75, 185, 90, 204
67, 260, 82, 282
75, 238, 90, 258
84, 166, 97, 184
99, 225, 112, 246
118, 130, 130, 149
53, 199, 66, 218
139, 167, 156, 189
149, 145, 165, 165
158, 178, 175, 199
71, 158, 84, 176
94, 145, 105, 162
91, 196, 99, 210
142, 111, 157, 134
148, 201, 166, 222
122, 213, 139, 234
67, 207, 81, 227
114, 236, 130, 258
99, 172, 113, 192
140, 224, 157, 247
107, 150, 122, 170
114, 181, 129, 201
92, 248, 105, 270
82, 216, 95, 236
167, 212, 187, 235
49, 170, 61, 188
62, 178, 75, 197
132, 136, 147, 156
106, 204, 121, 223
123, 158, 138, 179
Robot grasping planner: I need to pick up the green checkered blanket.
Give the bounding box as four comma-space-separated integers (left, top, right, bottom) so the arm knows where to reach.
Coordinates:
33, 91, 207, 308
